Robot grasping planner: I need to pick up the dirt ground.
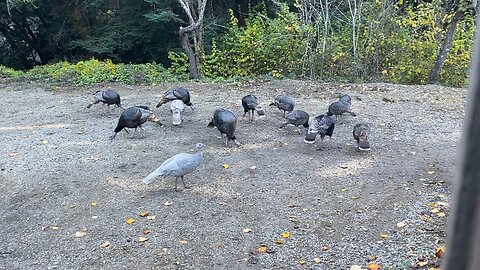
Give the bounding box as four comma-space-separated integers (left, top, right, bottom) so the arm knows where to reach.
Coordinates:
0, 80, 465, 269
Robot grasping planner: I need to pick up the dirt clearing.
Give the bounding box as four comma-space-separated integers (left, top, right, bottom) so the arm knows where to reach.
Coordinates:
0, 80, 465, 269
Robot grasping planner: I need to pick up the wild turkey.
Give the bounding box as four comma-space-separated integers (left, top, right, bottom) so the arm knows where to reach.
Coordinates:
241, 95, 265, 121
156, 87, 194, 111
87, 89, 126, 113
170, 100, 186, 126
269, 95, 295, 117
327, 94, 356, 118
304, 114, 335, 150
110, 106, 162, 140
208, 108, 240, 147
280, 110, 309, 133
353, 123, 371, 151
143, 143, 205, 191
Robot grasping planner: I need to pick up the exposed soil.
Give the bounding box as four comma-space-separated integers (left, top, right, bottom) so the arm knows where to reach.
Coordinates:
0, 80, 465, 269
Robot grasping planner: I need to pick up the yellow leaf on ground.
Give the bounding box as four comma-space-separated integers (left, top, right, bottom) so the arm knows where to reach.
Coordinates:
146, 215, 156, 220
179, 240, 188, 245
126, 218, 136, 224
91, 202, 97, 206
281, 231, 290, 238
222, 164, 230, 169
417, 261, 428, 267
243, 228, 252, 233
51, 226, 60, 230
275, 240, 284, 245
299, 260, 306, 265
427, 171, 434, 174
437, 212, 446, 217
100, 240, 110, 248
322, 245, 329, 251
163, 201, 173, 206
351, 195, 359, 199
139, 211, 150, 217
249, 166, 256, 170
380, 234, 388, 238
340, 188, 348, 192
138, 237, 149, 242
313, 257, 322, 263
288, 216, 299, 222
368, 263, 382, 270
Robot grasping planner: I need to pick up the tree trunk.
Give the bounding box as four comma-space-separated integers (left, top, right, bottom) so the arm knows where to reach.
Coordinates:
428, 10, 463, 84
177, 0, 207, 79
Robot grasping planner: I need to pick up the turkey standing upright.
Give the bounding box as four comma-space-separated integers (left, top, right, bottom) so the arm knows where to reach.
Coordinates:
327, 94, 356, 118
241, 95, 265, 121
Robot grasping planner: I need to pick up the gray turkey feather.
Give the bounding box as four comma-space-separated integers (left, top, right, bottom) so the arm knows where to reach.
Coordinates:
170, 100, 186, 125
269, 95, 295, 117
353, 123, 371, 151
241, 95, 265, 121
304, 115, 335, 146
327, 94, 356, 117
143, 143, 205, 191
208, 108, 240, 147
280, 110, 309, 132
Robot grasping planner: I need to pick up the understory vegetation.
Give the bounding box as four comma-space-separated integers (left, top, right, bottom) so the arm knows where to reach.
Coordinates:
0, 0, 475, 87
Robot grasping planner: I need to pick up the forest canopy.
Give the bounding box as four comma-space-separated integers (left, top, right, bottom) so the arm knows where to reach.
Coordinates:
0, 0, 476, 87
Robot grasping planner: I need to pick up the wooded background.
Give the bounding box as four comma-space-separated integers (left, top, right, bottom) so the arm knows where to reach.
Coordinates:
1, 0, 477, 86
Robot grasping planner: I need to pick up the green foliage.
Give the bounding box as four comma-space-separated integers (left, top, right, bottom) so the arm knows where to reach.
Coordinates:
0, 59, 179, 86
167, 51, 189, 80
202, 6, 307, 79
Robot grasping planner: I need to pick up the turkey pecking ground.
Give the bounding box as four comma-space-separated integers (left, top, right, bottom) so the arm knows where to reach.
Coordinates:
0, 80, 465, 269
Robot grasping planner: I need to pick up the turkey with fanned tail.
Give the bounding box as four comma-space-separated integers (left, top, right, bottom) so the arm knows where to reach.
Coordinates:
208, 108, 240, 147
304, 114, 335, 150
269, 95, 295, 117
241, 95, 265, 121
110, 106, 162, 140
143, 143, 205, 191
353, 123, 371, 151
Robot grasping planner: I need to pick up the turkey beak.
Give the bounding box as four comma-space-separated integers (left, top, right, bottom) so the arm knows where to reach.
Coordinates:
156, 98, 168, 108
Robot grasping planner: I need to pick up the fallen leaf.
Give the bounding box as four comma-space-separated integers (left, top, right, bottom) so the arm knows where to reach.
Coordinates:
163, 201, 173, 206
100, 241, 110, 248
417, 261, 428, 267
126, 218, 136, 224
146, 215, 156, 220
322, 245, 329, 251
75, 231, 87, 238
179, 240, 188, 245
397, 221, 407, 228
139, 211, 150, 217
427, 171, 435, 175
51, 226, 60, 230
340, 188, 348, 192
249, 166, 257, 170
431, 208, 440, 213
435, 245, 445, 258
302, 208, 309, 212
257, 245, 268, 253
288, 216, 299, 222
243, 228, 252, 233
91, 215, 98, 219
274, 240, 284, 245
299, 260, 306, 265
368, 263, 382, 270
351, 195, 359, 199
222, 164, 230, 169
138, 237, 149, 242
281, 231, 290, 238
380, 234, 388, 238
143, 230, 151, 235
351, 266, 367, 270
437, 212, 446, 217
313, 257, 322, 263
9, 152, 17, 157
91, 202, 97, 207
